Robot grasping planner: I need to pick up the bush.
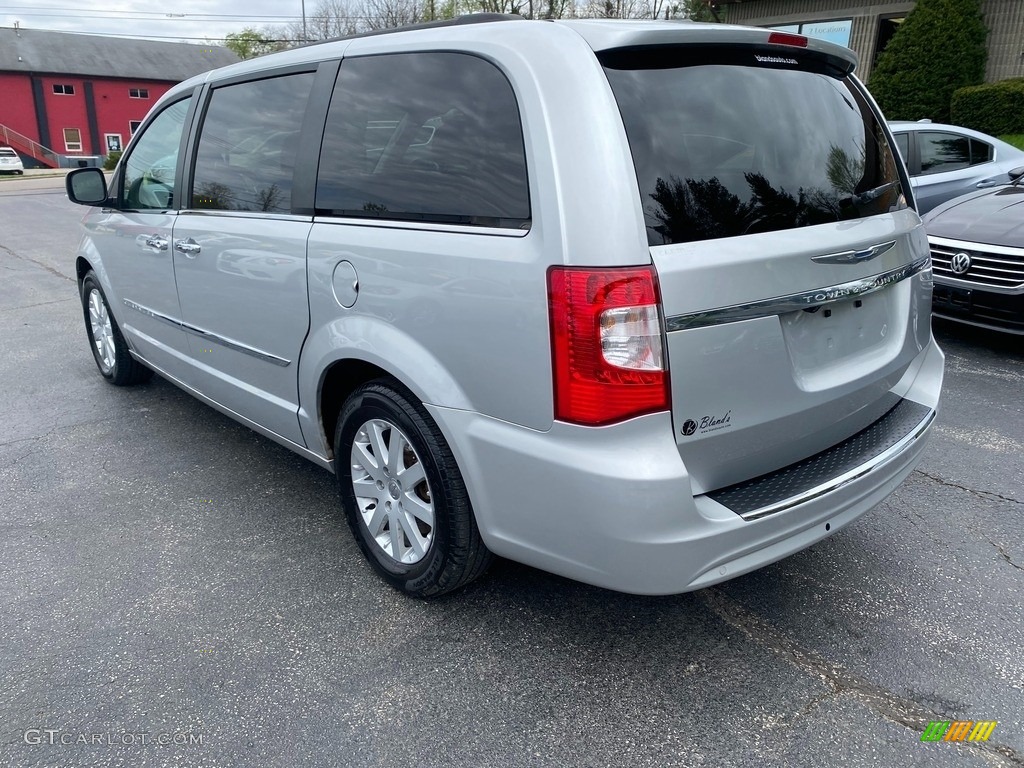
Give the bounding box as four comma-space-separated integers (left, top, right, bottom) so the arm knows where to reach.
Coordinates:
867, 0, 987, 123
951, 79, 1024, 136
102, 150, 122, 171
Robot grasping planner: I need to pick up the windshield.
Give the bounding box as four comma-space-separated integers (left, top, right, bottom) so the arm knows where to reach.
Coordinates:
602, 46, 907, 246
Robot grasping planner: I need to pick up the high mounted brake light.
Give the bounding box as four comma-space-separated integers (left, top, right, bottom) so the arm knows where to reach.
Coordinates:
767, 32, 808, 47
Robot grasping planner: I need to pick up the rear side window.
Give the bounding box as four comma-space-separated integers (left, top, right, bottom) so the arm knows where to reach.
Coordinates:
316, 53, 530, 229
191, 72, 315, 213
918, 132, 971, 176
602, 47, 906, 246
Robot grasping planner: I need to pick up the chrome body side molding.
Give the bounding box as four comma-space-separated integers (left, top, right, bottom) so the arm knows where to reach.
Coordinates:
123, 298, 291, 367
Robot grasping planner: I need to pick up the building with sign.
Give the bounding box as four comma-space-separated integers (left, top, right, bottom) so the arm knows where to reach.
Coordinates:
719, 0, 1024, 83
0, 26, 237, 167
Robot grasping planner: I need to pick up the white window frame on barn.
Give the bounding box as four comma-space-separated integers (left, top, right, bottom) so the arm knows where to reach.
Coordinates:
63, 128, 82, 153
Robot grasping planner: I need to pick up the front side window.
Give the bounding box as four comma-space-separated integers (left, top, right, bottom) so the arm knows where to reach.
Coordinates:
893, 132, 909, 162
191, 72, 315, 213
121, 97, 192, 210
602, 47, 906, 246
316, 52, 530, 229
63, 128, 82, 152
919, 132, 971, 175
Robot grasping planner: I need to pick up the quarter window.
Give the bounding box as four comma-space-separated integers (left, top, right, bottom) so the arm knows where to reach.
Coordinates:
120, 97, 193, 210
191, 73, 315, 213
129, 88, 150, 99
52, 84, 75, 95
316, 53, 530, 229
63, 128, 82, 152
969, 138, 993, 165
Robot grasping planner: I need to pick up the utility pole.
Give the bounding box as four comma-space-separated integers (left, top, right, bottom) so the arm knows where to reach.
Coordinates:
302, 0, 308, 41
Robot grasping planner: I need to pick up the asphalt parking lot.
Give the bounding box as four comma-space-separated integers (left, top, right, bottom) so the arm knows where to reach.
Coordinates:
1, 177, 1021, 768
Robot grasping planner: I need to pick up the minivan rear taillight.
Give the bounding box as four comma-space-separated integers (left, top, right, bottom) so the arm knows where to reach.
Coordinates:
548, 266, 669, 426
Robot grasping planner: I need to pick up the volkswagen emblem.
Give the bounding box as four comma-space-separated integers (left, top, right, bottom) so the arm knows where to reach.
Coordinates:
950, 252, 972, 276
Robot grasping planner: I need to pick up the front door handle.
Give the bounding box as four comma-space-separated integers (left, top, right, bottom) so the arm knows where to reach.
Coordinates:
976, 180, 996, 188
174, 238, 202, 257
144, 235, 168, 251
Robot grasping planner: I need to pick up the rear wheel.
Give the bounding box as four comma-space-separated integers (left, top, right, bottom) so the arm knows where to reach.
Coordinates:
81, 271, 152, 386
335, 380, 491, 597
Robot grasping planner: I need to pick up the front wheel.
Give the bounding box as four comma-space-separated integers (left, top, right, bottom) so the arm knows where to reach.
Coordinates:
81, 271, 152, 386
335, 380, 491, 597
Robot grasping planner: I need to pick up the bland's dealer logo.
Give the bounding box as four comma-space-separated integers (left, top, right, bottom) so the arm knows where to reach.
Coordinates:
681, 411, 732, 437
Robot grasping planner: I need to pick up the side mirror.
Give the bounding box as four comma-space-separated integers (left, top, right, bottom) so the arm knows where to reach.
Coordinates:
66, 167, 108, 206
1009, 166, 1024, 186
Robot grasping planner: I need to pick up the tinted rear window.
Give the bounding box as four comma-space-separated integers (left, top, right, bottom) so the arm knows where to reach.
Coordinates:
602, 47, 906, 246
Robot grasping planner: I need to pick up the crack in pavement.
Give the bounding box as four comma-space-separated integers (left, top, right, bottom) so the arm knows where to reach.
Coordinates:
0, 297, 76, 314
914, 469, 1023, 506
989, 540, 1024, 573
701, 589, 1024, 767
0, 242, 75, 283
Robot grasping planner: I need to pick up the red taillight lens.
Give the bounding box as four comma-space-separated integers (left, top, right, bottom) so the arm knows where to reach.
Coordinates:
767, 31, 808, 47
548, 266, 669, 426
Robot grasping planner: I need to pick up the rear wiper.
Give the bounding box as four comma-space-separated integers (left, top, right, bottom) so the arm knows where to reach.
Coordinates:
839, 181, 900, 208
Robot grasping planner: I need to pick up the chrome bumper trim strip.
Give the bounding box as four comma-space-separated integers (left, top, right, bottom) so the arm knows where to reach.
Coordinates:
729, 409, 935, 522
665, 256, 931, 331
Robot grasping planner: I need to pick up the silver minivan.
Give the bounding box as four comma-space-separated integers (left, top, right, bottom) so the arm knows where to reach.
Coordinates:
66, 16, 944, 597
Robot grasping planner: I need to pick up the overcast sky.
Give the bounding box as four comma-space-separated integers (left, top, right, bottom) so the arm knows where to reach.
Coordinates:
0, 0, 313, 44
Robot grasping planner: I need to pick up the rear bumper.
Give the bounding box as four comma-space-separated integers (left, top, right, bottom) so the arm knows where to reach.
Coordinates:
428, 337, 944, 595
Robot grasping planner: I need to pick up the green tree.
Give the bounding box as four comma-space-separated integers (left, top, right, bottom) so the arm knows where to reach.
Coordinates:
679, 0, 717, 21
867, 0, 987, 123
224, 27, 284, 60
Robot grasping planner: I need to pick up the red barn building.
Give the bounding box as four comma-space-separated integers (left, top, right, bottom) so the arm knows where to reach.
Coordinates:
0, 26, 238, 167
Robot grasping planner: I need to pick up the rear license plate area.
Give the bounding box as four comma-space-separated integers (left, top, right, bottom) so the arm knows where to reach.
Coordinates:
780, 289, 898, 385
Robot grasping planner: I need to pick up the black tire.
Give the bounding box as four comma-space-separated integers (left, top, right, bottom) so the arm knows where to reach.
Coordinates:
81, 271, 153, 386
335, 380, 491, 597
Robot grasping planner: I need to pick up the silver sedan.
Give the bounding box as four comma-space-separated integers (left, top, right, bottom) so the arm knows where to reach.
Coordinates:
888, 121, 1024, 214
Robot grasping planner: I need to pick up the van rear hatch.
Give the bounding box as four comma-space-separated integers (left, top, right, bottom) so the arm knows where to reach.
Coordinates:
599, 39, 933, 495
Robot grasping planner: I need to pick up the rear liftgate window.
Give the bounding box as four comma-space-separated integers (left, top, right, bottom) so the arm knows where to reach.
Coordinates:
601, 46, 907, 246
316, 52, 530, 229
